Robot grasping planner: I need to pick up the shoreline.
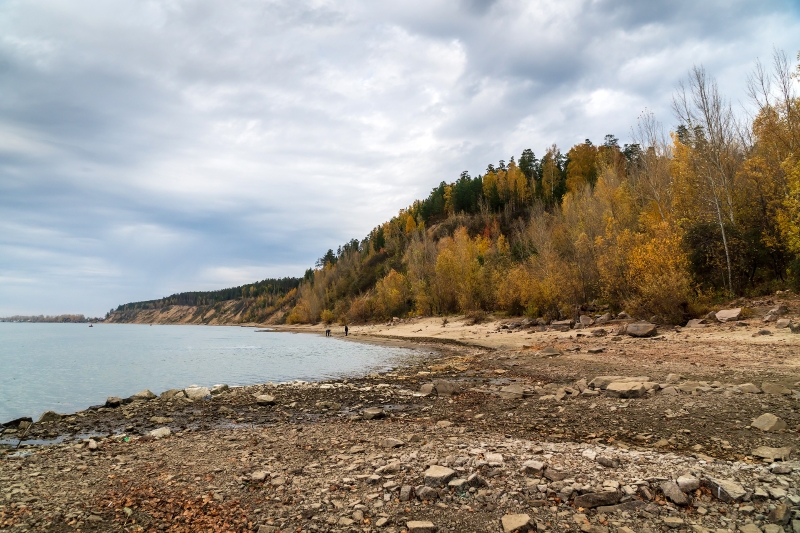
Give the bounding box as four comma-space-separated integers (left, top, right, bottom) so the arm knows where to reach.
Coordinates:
2, 310, 800, 532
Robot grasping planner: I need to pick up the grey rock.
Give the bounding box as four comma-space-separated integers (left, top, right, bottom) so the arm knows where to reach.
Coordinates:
210, 384, 229, 395
415, 486, 439, 500
715, 308, 742, 322
605, 382, 646, 398
105, 396, 123, 408
573, 491, 621, 509
184, 386, 211, 400
423, 465, 455, 487
579, 315, 594, 326
676, 475, 699, 492
433, 380, 462, 397
662, 517, 684, 529
770, 463, 792, 474
467, 472, 487, 487
360, 407, 384, 420
399, 485, 413, 502
768, 503, 791, 525
752, 413, 787, 432
544, 466, 568, 481
739, 383, 762, 393
660, 481, 688, 505
596, 455, 620, 468
37, 410, 62, 423
419, 383, 435, 396
148, 427, 171, 439
626, 322, 657, 337
751, 446, 793, 461
498, 384, 525, 399
448, 478, 469, 491
380, 437, 404, 448
761, 382, 791, 395
776, 318, 791, 329
160, 389, 184, 400
705, 477, 746, 502
255, 394, 276, 406
589, 376, 623, 389
521, 460, 544, 476
129, 389, 156, 401
501, 514, 532, 532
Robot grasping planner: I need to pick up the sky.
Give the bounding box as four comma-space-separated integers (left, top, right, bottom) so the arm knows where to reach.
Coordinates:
1, 0, 799, 317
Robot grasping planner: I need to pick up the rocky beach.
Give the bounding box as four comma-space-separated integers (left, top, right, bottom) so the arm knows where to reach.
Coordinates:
2, 296, 800, 533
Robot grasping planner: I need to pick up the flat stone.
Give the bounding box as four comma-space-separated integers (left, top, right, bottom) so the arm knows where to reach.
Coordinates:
399, 485, 413, 502
255, 394, 276, 406
37, 410, 62, 423
423, 465, 455, 487
406, 521, 436, 533
739, 383, 762, 393
705, 477, 746, 503
660, 481, 688, 505
587, 347, 605, 353
159, 389, 184, 400
763, 525, 785, 533
498, 384, 525, 399
752, 413, 787, 432
676, 475, 700, 492
485, 453, 504, 466
596, 455, 620, 468
419, 383, 435, 396
662, 517, 684, 528
338, 517, 355, 526
589, 376, 623, 389
776, 318, 791, 329
448, 478, 469, 490
467, 472, 487, 487
738, 524, 762, 533
184, 386, 211, 400
150, 416, 173, 424
752, 446, 793, 461
544, 466, 568, 481
686, 319, 707, 328
761, 382, 791, 395
501, 513, 532, 532
573, 491, 621, 509
148, 427, 171, 439
715, 308, 742, 322
129, 389, 156, 401
361, 407, 384, 420
605, 381, 646, 398
626, 322, 657, 337
521, 460, 544, 476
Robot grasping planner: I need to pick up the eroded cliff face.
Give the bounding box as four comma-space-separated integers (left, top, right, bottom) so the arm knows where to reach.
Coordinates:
105, 300, 288, 325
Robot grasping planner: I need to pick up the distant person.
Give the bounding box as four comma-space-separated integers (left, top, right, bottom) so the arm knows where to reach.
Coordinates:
344, 325, 349, 336
325, 328, 331, 337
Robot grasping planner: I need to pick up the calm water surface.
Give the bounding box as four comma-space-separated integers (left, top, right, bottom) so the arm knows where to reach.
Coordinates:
0, 323, 414, 423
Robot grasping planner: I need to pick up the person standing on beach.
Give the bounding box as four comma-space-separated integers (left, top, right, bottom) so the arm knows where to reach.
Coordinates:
344, 325, 348, 336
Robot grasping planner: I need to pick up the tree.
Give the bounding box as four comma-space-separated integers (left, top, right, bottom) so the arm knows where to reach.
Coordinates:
673, 66, 743, 296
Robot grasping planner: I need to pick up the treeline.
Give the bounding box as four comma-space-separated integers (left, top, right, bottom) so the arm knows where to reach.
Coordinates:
0, 314, 95, 323
112, 277, 301, 323
285, 52, 800, 325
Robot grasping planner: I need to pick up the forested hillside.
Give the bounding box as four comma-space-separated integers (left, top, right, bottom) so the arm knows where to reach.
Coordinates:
108, 277, 300, 324
286, 55, 800, 326
110, 53, 800, 326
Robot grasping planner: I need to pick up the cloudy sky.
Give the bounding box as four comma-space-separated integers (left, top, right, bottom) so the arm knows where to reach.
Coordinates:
1, 0, 798, 317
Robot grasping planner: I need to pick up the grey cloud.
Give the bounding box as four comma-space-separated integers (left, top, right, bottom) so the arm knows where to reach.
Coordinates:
1, 0, 798, 315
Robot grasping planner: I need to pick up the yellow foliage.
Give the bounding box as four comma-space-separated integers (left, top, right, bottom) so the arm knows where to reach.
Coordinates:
779, 156, 800, 253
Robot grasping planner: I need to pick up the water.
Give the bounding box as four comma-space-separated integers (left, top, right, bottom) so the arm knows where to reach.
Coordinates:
0, 323, 414, 423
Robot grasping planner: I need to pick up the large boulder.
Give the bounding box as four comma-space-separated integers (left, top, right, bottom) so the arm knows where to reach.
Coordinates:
255, 394, 276, 406
715, 308, 742, 322
105, 396, 123, 408
626, 322, 657, 337
184, 386, 211, 401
